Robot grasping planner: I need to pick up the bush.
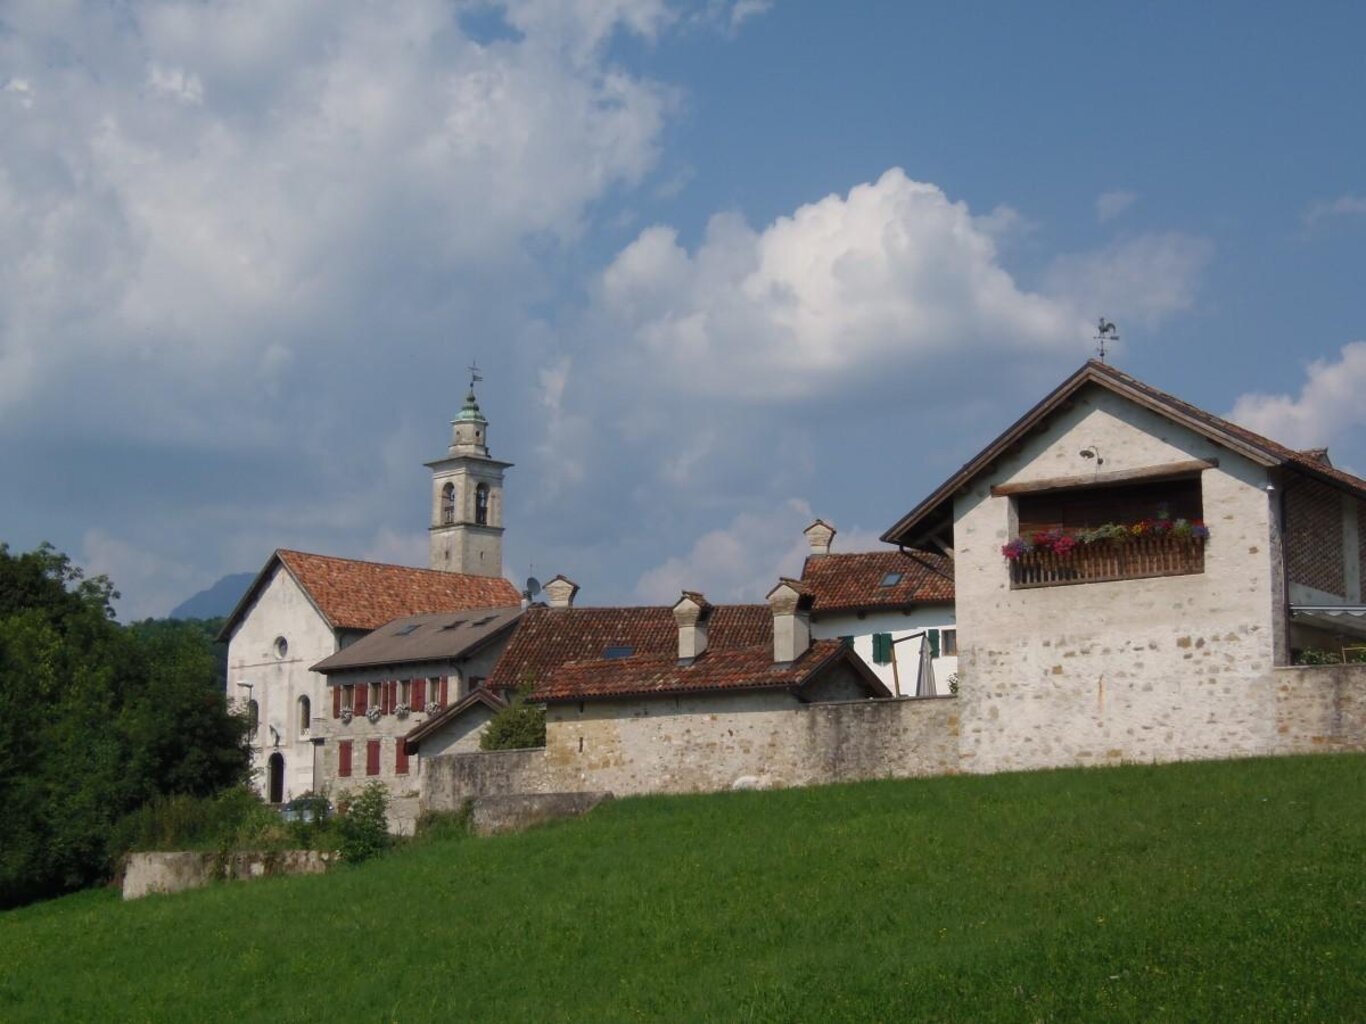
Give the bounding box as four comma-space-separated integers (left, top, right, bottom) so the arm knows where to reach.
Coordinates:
413, 805, 472, 844
336, 783, 390, 864
480, 687, 546, 751
112, 788, 275, 854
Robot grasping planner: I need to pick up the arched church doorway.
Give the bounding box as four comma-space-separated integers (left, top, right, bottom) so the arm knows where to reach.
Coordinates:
267, 753, 285, 804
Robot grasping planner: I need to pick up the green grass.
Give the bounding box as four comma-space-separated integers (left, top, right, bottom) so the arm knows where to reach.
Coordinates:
3, 755, 1365, 1023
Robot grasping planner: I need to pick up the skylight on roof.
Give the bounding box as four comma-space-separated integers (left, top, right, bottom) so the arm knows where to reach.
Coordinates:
440, 619, 466, 630
471, 615, 497, 626
394, 624, 421, 636
603, 645, 635, 659
879, 572, 904, 587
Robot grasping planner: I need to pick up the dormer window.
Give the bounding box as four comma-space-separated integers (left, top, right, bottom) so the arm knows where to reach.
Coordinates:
475, 483, 490, 526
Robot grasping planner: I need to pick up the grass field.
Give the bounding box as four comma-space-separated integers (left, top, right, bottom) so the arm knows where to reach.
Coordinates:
2, 754, 1364, 1022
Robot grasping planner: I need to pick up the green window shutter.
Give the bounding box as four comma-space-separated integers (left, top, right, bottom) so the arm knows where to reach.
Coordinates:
928, 629, 940, 658
873, 633, 892, 664
839, 635, 854, 650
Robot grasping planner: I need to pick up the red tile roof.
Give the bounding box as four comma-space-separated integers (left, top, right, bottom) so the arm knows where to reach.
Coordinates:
800, 549, 954, 613
486, 604, 771, 690
220, 550, 520, 640
530, 640, 888, 703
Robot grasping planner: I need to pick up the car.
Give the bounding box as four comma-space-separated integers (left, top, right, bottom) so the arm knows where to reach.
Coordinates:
279, 795, 332, 823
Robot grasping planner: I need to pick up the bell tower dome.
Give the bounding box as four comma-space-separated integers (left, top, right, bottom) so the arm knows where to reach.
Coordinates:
426, 368, 511, 577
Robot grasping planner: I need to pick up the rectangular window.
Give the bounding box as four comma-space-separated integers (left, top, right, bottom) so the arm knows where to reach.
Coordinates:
401, 680, 411, 707
338, 740, 352, 778
342, 684, 354, 712
439, 676, 449, 705
365, 739, 380, 776
395, 739, 409, 775
941, 629, 958, 657
369, 683, 382, 713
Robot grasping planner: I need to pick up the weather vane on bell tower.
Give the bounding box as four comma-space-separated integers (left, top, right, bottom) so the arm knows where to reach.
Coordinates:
468, 360, 483, 389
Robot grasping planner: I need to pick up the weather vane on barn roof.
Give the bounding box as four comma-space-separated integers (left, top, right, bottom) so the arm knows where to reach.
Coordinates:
1094, 317, 1119, 363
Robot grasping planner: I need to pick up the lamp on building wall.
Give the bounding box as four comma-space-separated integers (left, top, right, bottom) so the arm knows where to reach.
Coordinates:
1079, 446, 1104, 466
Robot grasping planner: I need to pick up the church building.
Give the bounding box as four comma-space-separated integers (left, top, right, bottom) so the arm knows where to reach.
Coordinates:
218, 380, 521, 805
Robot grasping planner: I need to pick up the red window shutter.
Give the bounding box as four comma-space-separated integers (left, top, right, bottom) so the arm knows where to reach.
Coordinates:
355, 685, 368, 715
396, 738, 409, 775
389, 681, 398, 712
439, 676, 449, 706
366, 739, 381, 776
413, 678, 426, 708
338, 740, 352, 777
332, 686, 342, 719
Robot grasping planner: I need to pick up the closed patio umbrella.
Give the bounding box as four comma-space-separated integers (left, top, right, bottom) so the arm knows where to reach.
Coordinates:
915, 635, 937, 698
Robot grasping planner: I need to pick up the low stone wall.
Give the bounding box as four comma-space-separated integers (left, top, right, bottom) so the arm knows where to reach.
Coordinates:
423, 697, 960, 810
122, 849, 331, 900
1272, 663, 1366, 753
469, 792, 613, 836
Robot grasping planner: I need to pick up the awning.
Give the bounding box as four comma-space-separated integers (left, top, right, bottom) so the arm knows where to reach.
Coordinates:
1290, 605, 1366, 638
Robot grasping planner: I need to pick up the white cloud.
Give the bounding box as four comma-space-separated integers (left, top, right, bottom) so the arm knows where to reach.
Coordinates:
597, 168, 1088, 402
1095, 189, 1137, 223
1228, 341, 1366, 456
1043, 232, 1213, 328
1302, 194, 1366, 228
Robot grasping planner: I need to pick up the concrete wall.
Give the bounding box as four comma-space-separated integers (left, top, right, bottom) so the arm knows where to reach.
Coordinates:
122, 849, 331, 900
810, 607, 959, 697
225, 567, 337, 803
423, 695, 960, 809
952, 388, 1282, 774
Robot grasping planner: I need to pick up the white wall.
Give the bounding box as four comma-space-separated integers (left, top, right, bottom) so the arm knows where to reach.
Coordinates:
224, 566, 337, 802
810, 607, 958, 697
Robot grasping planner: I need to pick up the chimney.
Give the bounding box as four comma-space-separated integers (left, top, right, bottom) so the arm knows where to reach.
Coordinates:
766, 578, 811, 664
803, 518, 837, 556
672, 591, 711, 661
543, 575, 580, 609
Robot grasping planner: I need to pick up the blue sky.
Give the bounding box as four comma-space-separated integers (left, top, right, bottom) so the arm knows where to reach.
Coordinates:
3, 0, 1364, 617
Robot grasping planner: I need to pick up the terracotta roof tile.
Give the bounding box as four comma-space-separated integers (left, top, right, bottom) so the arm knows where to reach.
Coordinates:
487, 604, 770, 690
800, 549, 954, 612
276, 550, 520, 631
530, 639, 878, 702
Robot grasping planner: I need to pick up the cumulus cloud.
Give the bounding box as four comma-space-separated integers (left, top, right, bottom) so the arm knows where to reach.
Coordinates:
1095, 189, 1137, 223
597, 168, 1088, 401
0, 0, 670, 440
1228, 341, 1366, 461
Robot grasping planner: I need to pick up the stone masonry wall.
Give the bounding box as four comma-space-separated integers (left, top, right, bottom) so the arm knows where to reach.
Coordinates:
423, 695, 960, 810
1273, 663, 1366, 753
954, 389, 1283, 775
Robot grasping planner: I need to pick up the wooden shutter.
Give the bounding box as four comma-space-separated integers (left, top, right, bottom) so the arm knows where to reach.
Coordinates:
338, 740, 352, 777
396, 738, 409, 775
413, 678, 426, 708
439, 676, 449, 706
355, 684, 368, 715
332, 686, 342, 719
928, 629, 940, 658
366, 739, 381, 776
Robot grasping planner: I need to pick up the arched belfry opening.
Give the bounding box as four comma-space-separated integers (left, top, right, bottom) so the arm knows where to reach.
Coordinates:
475, 483, 490, 526
441, 482, 456, 525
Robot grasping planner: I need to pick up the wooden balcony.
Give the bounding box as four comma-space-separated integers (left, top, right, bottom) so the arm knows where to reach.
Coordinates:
1009, 536, 1206, 589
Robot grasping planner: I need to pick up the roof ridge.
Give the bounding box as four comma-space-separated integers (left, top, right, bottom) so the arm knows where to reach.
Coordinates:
276, 548, 505, 581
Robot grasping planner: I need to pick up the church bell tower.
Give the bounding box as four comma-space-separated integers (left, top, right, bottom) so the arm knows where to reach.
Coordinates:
427, 369, 511, 577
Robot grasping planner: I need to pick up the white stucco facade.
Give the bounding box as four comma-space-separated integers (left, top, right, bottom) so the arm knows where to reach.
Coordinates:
223, 566, 337, 803
810, 607, 958, 697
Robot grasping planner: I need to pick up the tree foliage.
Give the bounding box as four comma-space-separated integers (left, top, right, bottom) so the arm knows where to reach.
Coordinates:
479, 684, 546, 751
0, 543, 249, 908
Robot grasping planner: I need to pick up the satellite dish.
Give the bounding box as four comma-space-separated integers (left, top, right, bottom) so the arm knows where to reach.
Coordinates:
524, 576, 541, 599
